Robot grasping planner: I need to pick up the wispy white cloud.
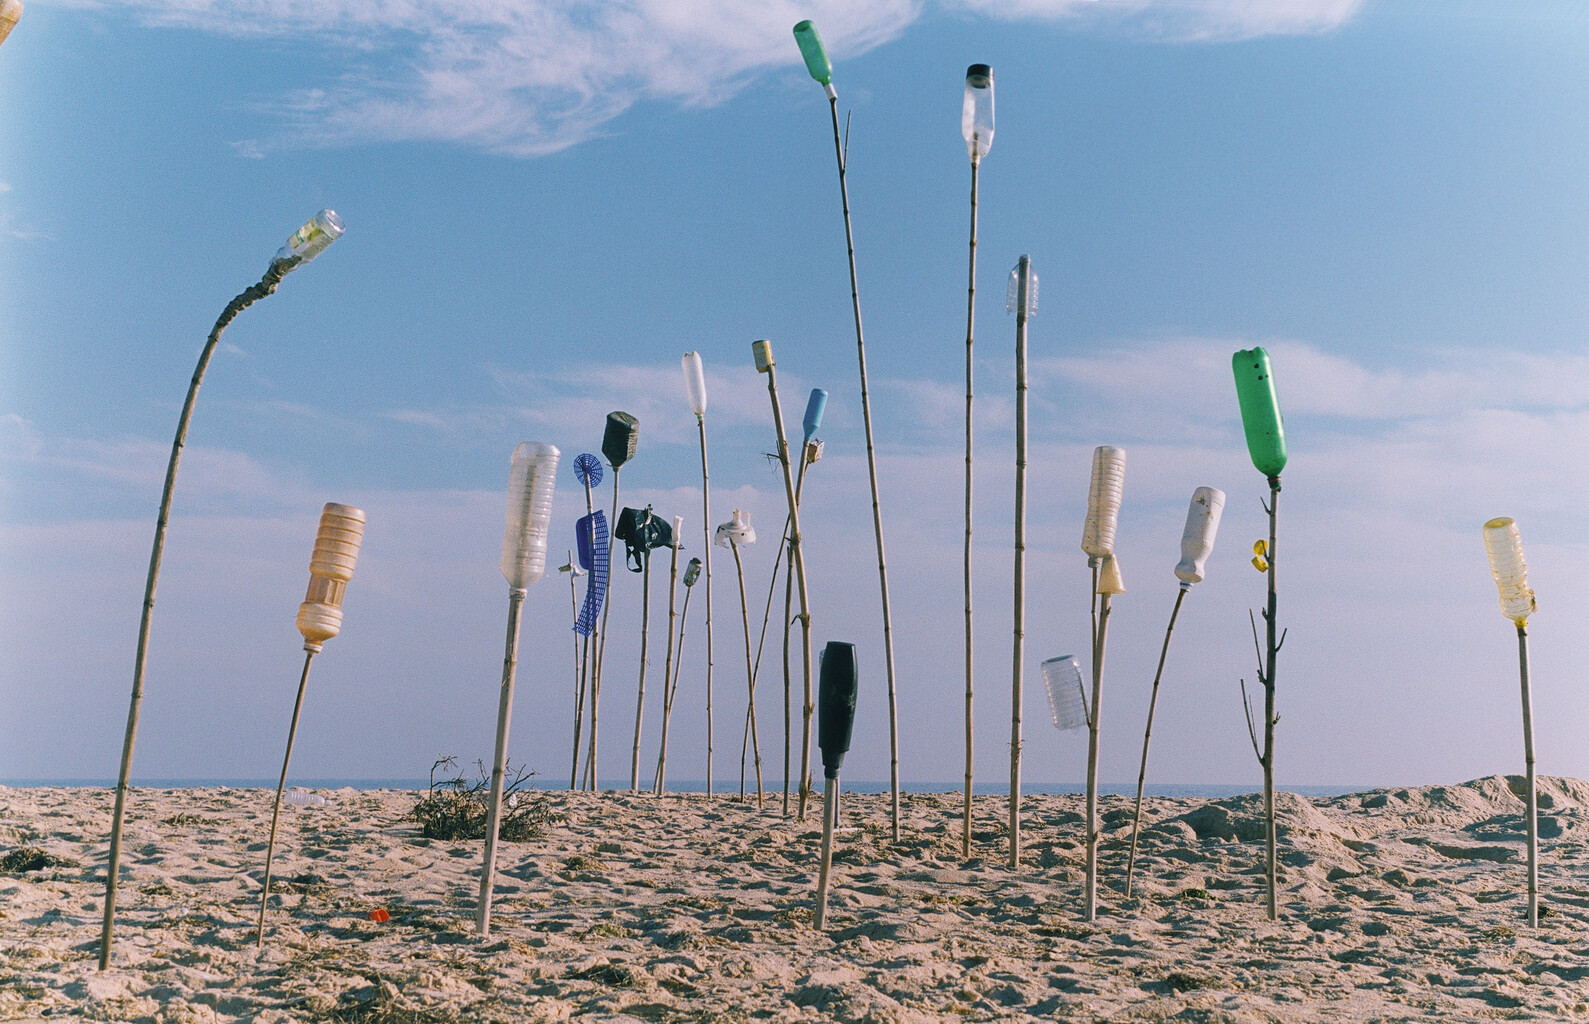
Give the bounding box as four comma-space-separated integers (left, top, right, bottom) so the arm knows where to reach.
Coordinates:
957, 0, 1363, 42
94, 0, 1362, 157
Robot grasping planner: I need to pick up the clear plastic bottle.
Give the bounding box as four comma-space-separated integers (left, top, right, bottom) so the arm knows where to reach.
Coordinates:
1007, 255, 1037, 317
1041, 655, 1087, 731
1175, 487, 1226, 586
1483, 516, 1536, 624
1082, 445, 1125, 560
501, 442, 561, 590
297, 503, 366, 649
275, 210, 344, 267
962, 64, 994, 160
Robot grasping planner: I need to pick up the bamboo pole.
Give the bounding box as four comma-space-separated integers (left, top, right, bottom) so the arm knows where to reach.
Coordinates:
755, 342, 814, 823
629, 549, 653, 792
1086, 586, 1113, 922
256, 648, 317, 945
1125, 587, 1186, 895
652, 539, 683, 794
729, 537, 764, 807
826, 98, 902, 839
1517, 622, 1538, 928
477, 588, 526, 936
101, 253, 307, 972
584, 465, 623, 791
570, 475, 598, 789
1008, 255, 1029, 870
657, 559, 700, 795
697, 415, 716, 797
962, 149, 981, 860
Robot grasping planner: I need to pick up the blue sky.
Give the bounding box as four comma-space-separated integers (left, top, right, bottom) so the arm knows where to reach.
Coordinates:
5, 0, 1589, 792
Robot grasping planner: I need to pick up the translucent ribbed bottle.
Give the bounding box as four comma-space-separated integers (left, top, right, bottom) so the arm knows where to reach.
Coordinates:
1082, 445, 1125, 561
1041, 655, 1087, 731
501, 443, 561, 591
297, 503, 366, 651
1483, 517, 1536, 624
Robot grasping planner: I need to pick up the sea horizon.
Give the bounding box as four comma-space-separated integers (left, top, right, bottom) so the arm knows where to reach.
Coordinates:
0, 777, 1384, 798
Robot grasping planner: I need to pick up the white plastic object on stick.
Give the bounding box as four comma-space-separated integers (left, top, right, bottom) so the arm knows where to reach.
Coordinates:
1041, 656, 1087, 731
715, 509, 756, 548
501, 443, 561, 590
962, 64, 994, 160
683, 352, 708, 417
1484, 517, 1536, 625
297, 503, 366, 650
1175, 487, 1226, 587
1081, 446, 1125, 561
672, 515, 685, 547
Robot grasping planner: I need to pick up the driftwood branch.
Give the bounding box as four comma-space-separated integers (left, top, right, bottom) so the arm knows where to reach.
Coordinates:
1240, 678, 1263, 763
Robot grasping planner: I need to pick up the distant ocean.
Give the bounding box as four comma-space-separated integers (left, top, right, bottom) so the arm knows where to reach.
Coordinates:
0, 778, 1364, 798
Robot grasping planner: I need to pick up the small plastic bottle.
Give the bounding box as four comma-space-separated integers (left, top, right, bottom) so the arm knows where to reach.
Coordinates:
297, 503, 365, 651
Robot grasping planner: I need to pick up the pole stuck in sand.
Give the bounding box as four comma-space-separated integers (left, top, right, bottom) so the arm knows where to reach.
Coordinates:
1080, 445, 1125, 916
100, 209, 344, 971
753, 339, 817, 819
257, 502, 365, 946
1232, 346, 1288, 922
961, 62, 994, 858
478, 442, 560, 937
683, 352, 718, 796
1482, 516, 1540, 928
1125, 487, 1225, 896
570, 454, 607, 790
558, 550, 586, 738
792, 20, 903, 840
656, 555, 702, 794
585, 412, 638, 790
717, 510, 763, 805
615, 505, 673, 793
1007, 255, 1035, 869
814, 641, 859, 930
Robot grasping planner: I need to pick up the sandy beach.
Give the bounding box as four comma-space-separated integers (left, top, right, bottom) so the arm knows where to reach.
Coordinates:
2, 776, 1586, 1022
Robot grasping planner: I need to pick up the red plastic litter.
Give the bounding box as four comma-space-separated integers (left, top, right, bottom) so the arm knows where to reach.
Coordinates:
368, 908, 390, 922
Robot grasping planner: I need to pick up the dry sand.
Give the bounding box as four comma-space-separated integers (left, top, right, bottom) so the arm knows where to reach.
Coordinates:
2, 776, 1587, 1022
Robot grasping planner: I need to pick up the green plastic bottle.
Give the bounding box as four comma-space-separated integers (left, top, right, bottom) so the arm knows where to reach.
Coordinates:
1231, 347, 1287, 480
793, 21, 833, 89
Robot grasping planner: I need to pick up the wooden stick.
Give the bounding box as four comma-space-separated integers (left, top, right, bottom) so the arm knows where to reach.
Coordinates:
656, 585, 695, 796
585, 467, 623, 791
731, 540, 764, 807
697, 415, 716, 797
1125, 587, 1186, 896
629, 553, 652, 792
962, 151, 981, 858
101, 257, 300, 971
824, 97, 901, 839
653, 543, 682, 794
571, 477, 597, 790
256, 647, 317, 946
763, 362, 813, 821
1086, 590, 1112, 922
815, 774, 839, 930
477, 589, 527, 936
1518, 622, 1539, 928
1008, 253, 1027, 870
